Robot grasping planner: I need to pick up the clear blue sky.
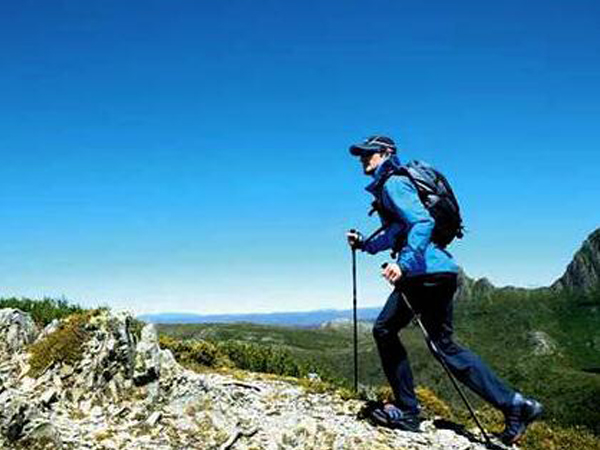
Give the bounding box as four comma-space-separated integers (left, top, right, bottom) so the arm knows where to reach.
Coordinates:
1, 1, 599, 314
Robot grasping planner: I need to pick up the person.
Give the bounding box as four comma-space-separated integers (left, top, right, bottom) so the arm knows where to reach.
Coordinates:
346, 135, 542, 445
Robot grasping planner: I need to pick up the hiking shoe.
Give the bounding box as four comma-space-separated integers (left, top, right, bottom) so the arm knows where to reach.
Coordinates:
499, 393, 543, 445
370, 404, 421, 432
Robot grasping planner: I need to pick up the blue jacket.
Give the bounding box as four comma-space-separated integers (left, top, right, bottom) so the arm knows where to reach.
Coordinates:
362, 156, 459, 277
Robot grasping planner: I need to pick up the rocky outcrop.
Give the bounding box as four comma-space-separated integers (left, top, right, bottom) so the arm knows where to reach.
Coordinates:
0, 309, 38, 352
0, 308, 498, 449
528, 331, 557, 356
0, 309, 187, 448
456, 269, 497, 302
552, 228, 600, 293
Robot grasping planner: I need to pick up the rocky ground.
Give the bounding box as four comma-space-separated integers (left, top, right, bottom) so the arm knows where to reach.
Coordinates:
0, 308, 507, 449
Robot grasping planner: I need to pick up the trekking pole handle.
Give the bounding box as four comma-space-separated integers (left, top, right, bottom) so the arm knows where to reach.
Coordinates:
347, 229, 364, 251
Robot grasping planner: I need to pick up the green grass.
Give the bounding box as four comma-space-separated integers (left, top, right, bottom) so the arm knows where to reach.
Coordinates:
454, 288, 600, 432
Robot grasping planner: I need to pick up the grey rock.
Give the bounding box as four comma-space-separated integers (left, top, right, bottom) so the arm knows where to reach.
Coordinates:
36, 319, 60, 343
133, 324, 161, 391
552, 228, 600, 292
0, 389, 41, 443
528, 331, 557, 356
39, 388, 58, 407
22, 420, 61, 447
59, 364, 74, 379
145, 411, 162, 427
0, 309, 38, 352
456, 270, 498, 302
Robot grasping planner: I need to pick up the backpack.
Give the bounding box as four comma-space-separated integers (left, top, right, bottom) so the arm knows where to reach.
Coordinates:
373, 159, 464, 249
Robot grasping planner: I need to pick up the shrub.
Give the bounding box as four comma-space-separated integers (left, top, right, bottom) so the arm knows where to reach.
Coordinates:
218, 340, 309, 378
520, 422, 600, 450
0, 297, 84, 326
159, 335, 311, 379
159, 335, 231, 368
416, 386, 453, 418
28, 310, 98, 377
375, 385, 394, 403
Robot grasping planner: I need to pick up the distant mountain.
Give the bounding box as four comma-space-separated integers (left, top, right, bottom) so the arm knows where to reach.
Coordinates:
138, 307, 382, 327
142, 227, 600, 326
456, 270, 496, 302
458, 227, 600, 299
552, 228, 600, 292
457, 270, 532, 302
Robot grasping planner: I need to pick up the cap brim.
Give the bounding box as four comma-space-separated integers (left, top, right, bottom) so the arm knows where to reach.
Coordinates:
349, 144, 381, 156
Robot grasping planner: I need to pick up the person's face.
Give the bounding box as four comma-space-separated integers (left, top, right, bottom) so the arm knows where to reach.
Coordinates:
360, 152, 385, 175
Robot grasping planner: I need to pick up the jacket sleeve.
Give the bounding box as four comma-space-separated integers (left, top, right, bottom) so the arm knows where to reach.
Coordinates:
381, 176, 435, 274
361, 222, 403, 255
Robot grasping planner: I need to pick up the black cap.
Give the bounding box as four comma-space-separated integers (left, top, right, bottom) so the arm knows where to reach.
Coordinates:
349, 135, 397, 156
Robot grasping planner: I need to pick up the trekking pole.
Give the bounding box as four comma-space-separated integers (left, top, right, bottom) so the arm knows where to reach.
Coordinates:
351, 239, 359, 393
348, 225, 386, 394
382, 263, 492, 446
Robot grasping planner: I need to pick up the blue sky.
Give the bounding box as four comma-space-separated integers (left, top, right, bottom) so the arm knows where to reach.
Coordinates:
1, 1, 599, 314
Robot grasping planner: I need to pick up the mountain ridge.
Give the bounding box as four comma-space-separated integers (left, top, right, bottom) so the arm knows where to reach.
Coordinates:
140, 227, 600, 326
552, 228, 600, 292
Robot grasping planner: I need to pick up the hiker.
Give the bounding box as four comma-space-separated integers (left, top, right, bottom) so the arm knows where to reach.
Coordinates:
346, 135, 542, 444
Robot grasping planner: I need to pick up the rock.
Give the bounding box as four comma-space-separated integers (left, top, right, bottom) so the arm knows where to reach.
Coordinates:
22, 420, 61, 447
133, 324, 161, 387
0, 389, 41, 443
528, 331, 557, 356
59, 364, 74, 379
39, 388, 58, 407
307, 372, 321, 382
0, 309, 38, 352
145, 411, 162, 427
456, 272, 496, 302
471, 277, 495, 299
159, 348, 180, 375
552, 228, 600, 292
35, 319, 60, 343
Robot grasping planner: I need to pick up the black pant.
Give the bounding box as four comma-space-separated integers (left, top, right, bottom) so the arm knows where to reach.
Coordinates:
373, 273, 515, 413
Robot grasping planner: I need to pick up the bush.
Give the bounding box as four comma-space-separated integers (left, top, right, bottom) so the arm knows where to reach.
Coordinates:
218, 340, 309, 378
0, 297, 84, 326
159, 335, 311, 379
416, 386, 453, 418
28, 310, 99, 377
520, 422, 600, 450
159, 335, 232, 369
